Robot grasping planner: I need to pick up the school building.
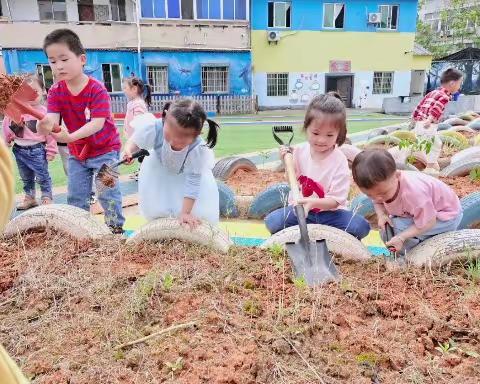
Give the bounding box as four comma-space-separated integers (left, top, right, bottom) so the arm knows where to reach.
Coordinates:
250, 0, 432, 109
0, 0, 251, 98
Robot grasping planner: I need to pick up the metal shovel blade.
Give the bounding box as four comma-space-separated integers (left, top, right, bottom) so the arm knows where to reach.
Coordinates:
285, 238, 339, 286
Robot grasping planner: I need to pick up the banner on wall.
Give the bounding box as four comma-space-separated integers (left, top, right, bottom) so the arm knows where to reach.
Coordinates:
329, 60, 351, 73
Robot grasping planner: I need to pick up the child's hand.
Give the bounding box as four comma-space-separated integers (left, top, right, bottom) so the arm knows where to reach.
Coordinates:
386, 235, 405, 252
178, 212, 201, 230
121, 148, 134, 165
51, 126, 74, 143
37, 116, 54, 135
46, 154, 55, 162
279, 145, 293, 160
377, 213, 393, 230
296, 197, 317, 214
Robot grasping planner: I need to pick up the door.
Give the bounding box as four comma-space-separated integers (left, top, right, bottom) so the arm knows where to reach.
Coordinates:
326, 76, 353, 107
410, 70, 425, 96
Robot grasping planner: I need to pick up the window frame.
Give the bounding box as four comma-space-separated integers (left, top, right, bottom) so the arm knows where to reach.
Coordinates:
378, 4, 399, 31
102, 63, 123, 93
266, 72, 289, 97
201, 64, 230, 94
268, 1, 291, 29
110, 0, 127, 21
37, 0, 68, 21
322, 3, 345, 30
147, 65, 169, 94
372, 71, 394, 95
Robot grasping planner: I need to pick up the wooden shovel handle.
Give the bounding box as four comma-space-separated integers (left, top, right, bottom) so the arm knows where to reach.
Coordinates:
283, 151, 302, 201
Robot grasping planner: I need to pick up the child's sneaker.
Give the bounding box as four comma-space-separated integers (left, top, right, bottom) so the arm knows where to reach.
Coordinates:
41, 197, 53, 205
17, 196, 38, 210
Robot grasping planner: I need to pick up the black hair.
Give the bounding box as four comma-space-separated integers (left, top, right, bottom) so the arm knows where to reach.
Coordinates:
162, 101, 172, 119
43, 29, 85, 56
124, 77, 152, 108
440, 68, 463, 84
303, 93, 347, 146
352, 149, 397, 189
169, 99, 219, 148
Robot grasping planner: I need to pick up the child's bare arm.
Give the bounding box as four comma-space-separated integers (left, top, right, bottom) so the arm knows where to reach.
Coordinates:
121, 139, 140, 164
51, 118, 105, 143
37, 113, 60, 135
386, 217, 436, 251
374, 203, 392, 229
179, 197, 201, 229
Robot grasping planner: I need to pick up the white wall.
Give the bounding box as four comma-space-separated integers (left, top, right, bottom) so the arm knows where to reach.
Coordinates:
255, 70, 412, 109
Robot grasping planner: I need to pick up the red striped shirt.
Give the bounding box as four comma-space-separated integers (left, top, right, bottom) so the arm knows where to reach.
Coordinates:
47, 77, 121, 160
412, 87, 452, 123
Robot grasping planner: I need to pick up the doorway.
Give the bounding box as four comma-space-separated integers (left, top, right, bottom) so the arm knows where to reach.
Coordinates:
325, 75, 353, 107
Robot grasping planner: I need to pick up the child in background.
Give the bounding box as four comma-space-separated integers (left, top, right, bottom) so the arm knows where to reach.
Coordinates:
37, 28, 125, 233
411, 68, 463, 170
352, 149, 462, 254
122, 76, 151, 180
2, 74, 57, 209
123, 99, 219, 228
264, 93, 370, 239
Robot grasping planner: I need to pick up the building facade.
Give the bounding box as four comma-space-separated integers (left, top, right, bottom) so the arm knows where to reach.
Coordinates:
0, 0, 251, 96
251, 0, 432, 109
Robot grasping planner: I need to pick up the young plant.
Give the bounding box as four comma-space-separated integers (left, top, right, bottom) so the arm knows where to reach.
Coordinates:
293, 276, 307, 290
258, 150, 272, 167
398, 138, 433, 165
165, 357, 184, 377
469, 167, 480, 182
162, 272, 174, 292
435, 339, 457, 354
466, 257, 480, 283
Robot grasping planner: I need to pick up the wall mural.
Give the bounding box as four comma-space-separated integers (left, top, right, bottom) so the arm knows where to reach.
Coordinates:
289, 73, 322, 104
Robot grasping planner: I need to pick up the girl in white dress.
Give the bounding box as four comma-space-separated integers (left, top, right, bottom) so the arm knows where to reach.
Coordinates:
123, 99, 220, 228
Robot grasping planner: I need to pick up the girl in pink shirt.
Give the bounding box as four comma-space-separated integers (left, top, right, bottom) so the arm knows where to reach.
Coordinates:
122, 76, 152, 179
352, 149, 462, 254
265, 93, 370, 239
2, 75, 57, 209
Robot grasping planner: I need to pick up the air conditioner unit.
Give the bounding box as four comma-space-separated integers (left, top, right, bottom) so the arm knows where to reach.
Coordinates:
368, 13, 382, 24
267, 30, 281, 43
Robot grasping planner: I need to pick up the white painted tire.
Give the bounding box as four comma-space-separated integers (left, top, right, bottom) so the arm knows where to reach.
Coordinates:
339, 144, 361, 163
448, 126, 476, 135
451, 146, 480, 164
406, 229, 480, 267
127, 217, 233, 254
3, 204, 111, 240
440, 158, 480, 177
261, 224, 371, 261
365, 135, 401, 148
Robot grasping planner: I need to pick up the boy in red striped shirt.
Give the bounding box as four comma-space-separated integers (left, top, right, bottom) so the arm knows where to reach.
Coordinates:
37, 29, 125, 233
410, 68, 463, 170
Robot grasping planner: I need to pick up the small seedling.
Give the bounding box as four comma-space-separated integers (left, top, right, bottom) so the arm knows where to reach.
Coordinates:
165, 357, 184, 376
399, 138, 433, 165
268, 243, 286, 270
469, 167, 480, 182
258, 150, 272, 167
293, 276, 307, 290
130, 271, 158, 316
466, 258, 480, 283
435, 339, 457, 354
162, 273, 174, 292
355, 352, 379, 366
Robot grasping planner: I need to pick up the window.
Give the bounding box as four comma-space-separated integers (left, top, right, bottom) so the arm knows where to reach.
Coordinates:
77, 0, 94, 21
373, 72, 393, 94
196, 0, 221, 19
201, 66, 229, 94
323, 3, 344, 29
102, 64, 122, 92
36, 64, 54, 91
182, 0, 194, 19
111, 0, 126, 21
38, 0, 67, 21
141, 0, 179, 18
268, 1, 291, 28
267, 73, 288, 96
147, 66, 169, 93
379, 5, 398, 30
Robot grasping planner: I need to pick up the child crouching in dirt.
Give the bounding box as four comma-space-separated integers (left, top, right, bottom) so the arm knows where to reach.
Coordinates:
264, 93, 370, 239
352, 149, 463, 255
122, 99, 220, 229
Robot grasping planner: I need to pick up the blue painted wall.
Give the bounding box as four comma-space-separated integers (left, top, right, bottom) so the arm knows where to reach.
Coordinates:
141, 51, 251, 94
251, 0, 417, 32
3, 49, 252, 95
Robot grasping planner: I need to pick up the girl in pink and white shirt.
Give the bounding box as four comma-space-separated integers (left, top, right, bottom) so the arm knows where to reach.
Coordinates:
352, 149, 462, 254
265, 93, 370, 239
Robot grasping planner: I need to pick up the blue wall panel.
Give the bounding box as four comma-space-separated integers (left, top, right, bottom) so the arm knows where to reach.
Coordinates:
251, 0, 417, 32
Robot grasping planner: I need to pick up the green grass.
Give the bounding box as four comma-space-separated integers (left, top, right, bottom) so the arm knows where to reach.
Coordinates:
12, 117, 404, 194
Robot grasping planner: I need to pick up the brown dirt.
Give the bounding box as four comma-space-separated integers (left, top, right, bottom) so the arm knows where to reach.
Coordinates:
1, 232, 480, 383
226, 169, 285, 196
440, 176, 480, 198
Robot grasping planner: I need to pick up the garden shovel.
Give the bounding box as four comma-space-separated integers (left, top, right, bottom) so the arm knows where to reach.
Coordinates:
95, 149, 149, 193
272, 125, 339, 286
384, 223, 397, 258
